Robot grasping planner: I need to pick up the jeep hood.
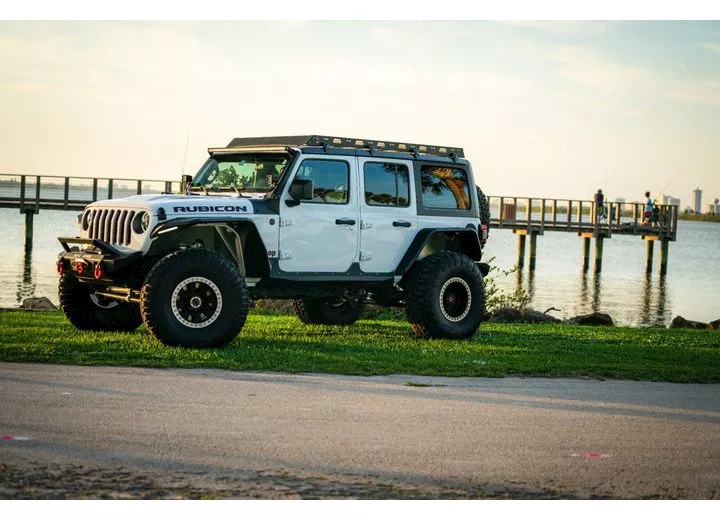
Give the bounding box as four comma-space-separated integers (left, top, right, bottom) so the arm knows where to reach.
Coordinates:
86, 194, 255, 216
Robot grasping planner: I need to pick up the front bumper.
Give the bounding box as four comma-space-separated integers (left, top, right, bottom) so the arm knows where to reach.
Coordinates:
57, 237, 141, 279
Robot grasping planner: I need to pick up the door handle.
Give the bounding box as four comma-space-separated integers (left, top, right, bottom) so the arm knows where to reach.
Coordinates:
392, 220, 412, 227
335, 218, 356, 225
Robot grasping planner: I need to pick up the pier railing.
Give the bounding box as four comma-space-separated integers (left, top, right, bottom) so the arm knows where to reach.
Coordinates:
0, 173, 180, 212
488, 196, 678, 241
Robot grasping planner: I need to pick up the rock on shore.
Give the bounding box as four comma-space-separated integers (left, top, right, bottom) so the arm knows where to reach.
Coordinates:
20, 297, 57, 310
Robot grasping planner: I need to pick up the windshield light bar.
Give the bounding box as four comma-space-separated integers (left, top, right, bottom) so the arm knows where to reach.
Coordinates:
208, 145, 291, 155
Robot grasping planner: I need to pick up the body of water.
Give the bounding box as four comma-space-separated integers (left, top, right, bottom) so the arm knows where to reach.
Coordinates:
1, 208, 718, 326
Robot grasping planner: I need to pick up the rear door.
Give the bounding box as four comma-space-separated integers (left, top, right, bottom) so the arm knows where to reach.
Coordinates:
358, 157, 417, 273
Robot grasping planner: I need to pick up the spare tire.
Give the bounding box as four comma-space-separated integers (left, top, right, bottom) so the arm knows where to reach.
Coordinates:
476, 185, 490, 229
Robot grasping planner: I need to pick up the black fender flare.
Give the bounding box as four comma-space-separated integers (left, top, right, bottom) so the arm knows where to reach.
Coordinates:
149, 218, 271, 277
394, 228, 483, 276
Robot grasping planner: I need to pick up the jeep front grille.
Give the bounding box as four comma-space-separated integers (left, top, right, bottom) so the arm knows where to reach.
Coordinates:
88, 209, 136, 246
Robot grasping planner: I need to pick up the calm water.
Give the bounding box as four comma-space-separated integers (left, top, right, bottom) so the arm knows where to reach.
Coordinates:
1, 208, 719, 326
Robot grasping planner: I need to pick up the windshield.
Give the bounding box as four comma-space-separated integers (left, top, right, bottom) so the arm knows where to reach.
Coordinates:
190, 154, 289, 194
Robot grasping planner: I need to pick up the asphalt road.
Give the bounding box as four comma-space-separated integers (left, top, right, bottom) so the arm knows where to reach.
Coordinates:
1, 362, 719, 499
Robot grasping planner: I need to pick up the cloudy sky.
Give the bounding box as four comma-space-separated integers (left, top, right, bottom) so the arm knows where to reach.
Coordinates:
1, 6, 719, 207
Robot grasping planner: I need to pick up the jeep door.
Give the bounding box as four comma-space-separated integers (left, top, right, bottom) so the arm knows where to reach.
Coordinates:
278, 155, 359, 272
358, 157, 417, 273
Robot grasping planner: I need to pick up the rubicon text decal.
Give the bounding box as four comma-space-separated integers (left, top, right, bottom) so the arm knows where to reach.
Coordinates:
173, 206, 248, 213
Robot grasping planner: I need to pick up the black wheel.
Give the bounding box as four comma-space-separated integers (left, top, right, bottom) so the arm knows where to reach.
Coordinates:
58, 273, 142, 332
140, 249, 249, 348
476, 186, 490, 230
291, 298, 363, 325
403, 251, 486, 339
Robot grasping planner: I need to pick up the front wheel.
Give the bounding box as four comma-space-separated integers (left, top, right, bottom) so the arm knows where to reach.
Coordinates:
140, 249, 249, 348
403, 251, 486, 339
58, 273, 142, 332
291, 298, 363, 325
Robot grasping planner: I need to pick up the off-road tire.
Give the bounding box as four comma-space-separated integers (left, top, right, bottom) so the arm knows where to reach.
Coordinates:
403, 251, 486, 339
58, 273, 142, 332
140, 248, 249, 348
291, 298, 364, 325
476, 186, 490, 229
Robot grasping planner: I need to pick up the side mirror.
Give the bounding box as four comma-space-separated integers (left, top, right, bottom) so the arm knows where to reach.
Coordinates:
287, 178, 314, 206
180, 174, 193, 193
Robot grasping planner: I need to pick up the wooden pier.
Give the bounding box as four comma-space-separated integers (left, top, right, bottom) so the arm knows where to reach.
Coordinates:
488, 196, 678, 275
0, 174, 678, 274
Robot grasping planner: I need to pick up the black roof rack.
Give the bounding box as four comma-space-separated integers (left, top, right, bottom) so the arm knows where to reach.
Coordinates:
220, 135, 464, 158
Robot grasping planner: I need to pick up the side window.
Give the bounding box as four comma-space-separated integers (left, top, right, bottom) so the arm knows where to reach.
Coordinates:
295, 159, 350, 204
420, 165, 471, 210
363, 162, 410, 207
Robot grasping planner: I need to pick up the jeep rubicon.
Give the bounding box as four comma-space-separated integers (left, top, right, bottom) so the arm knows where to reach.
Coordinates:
57, 135, 491, 348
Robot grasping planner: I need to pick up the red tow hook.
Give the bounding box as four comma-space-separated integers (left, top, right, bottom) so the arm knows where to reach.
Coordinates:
56, 260, 65, 276
93, 264, 104, 280
74, 261, 85, 274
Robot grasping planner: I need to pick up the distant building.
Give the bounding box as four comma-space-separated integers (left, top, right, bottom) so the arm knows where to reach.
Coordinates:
614, 197, 626, 203
662, 195, 680, 207
693, 188, 702, 213
707, 199, 720, 215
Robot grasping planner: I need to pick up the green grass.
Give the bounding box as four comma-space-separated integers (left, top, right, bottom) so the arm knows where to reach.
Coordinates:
0, 310, 718, 383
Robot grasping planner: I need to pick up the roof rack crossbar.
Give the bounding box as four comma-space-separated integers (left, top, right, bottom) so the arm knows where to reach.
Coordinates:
307, 135, 464, 158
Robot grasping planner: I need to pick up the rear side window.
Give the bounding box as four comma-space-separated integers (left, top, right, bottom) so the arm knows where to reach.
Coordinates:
363, 162, 410, 207
294, 159, 350, 204
420, 165, 471, 210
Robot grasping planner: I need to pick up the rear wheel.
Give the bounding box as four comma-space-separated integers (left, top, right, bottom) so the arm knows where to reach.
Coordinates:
58, 273, 142, 331
292, 298, 363, 325
140, 249, 249, 348
403, 251, 486, 339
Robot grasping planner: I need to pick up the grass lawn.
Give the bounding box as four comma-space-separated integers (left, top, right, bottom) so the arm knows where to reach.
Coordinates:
0, 309, 718, 383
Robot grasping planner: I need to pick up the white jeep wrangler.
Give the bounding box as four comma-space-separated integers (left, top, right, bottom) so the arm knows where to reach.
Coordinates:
57, 135, 491, 348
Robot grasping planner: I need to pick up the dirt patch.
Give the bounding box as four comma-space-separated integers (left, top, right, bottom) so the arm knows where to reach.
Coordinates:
0, 458, 581, 500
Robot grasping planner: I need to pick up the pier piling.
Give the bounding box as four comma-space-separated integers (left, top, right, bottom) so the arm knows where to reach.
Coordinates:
660, 239, 669, 276
529, 232, 538, 271
22, 208, 35, 251
645, 239, 655, 274
517, 233, 526, 269
594, 237, 604, 273
582, 237, 591, 272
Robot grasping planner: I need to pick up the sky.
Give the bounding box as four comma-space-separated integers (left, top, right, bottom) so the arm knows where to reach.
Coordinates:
1, 3, 720, 208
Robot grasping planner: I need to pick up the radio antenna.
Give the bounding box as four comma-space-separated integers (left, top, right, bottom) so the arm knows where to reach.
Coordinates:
181, 132, 190, 174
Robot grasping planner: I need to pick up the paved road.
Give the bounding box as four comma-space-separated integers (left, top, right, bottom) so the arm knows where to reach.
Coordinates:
1, 362, 719, 499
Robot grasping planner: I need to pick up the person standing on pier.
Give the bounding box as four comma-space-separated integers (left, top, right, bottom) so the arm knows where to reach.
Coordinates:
594, 189, 605, 221
643, 191, 654, 225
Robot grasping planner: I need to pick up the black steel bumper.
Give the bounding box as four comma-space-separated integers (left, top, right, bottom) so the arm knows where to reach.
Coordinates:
57, 237, 141, 277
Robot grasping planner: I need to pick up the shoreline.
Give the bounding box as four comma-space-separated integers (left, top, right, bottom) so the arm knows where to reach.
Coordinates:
678, 214, 720, 223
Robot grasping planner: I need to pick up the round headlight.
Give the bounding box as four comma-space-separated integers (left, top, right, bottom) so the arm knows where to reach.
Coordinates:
132, 211, 150, 234
81, 210, 93, 231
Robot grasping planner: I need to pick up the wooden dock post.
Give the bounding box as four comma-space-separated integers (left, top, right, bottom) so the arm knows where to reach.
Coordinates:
22, 208, 34, 251
594, 236, 604, 273
517, 232, 526, 269
529, 231, 538, 271
582, 236, 591, 272
645, 239, 655, 274
659, 239, 669, 276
